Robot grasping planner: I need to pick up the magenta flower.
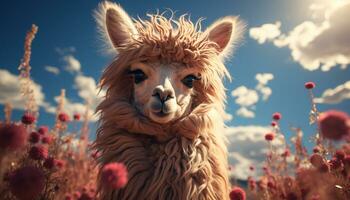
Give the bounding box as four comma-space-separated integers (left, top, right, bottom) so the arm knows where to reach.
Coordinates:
58, 112, 70, 122
29, 131, 40, 144
265, 133, 275, 141
38, 126, 49, 135
0, 123, 27, 150
229, 186, 246, 200
319, 110, 350, 140
29, 145, 48, 160
304, 81, 316, 89
21, 113, 36, 125
101, 162, 128, 189
272, 112, 282, 121
9, 166, 45, 200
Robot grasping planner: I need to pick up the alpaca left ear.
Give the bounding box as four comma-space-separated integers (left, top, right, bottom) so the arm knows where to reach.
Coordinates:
204, 17, 245, 58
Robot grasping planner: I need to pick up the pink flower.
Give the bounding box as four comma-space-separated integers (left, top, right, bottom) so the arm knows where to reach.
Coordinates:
281, 149, 291, 157
29, 145, 48, 160
38, 126, 49, 135
265, 133, 274, 141
58, 112, 70, 122
9, 166, 45, 200
272, 112, 282, 121
304, 81, 316, 89
319, 110, 350, 140
271, 121, 277, 127
309, 153, 324, 168
335, 150, 345, 161
101, 162, 128, 189
29, 131, 40, 144
74, 113, 81, 121
43, 157, 56, 169
55, 159, 65, 168
21, 113, 36, 125
42, 135, 53, 144
229, 186, 246, 200
0, 123, 27, 150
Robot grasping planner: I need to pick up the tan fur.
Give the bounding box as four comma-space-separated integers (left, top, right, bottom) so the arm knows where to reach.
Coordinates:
93, 1, 244, 199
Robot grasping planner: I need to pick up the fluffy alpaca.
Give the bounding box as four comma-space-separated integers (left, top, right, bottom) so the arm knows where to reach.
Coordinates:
93, 2, 244, 200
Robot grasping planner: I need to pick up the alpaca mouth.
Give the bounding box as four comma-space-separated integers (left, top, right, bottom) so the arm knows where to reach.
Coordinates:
152, 111, 171, 118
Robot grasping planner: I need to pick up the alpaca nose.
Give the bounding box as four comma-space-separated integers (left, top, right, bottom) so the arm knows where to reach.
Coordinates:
152, 87, 174, 103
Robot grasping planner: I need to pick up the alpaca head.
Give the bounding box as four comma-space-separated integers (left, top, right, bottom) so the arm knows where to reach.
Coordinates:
96, 2, 244, 126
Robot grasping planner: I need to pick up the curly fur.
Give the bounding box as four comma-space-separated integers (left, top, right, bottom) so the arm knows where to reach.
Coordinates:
93, 1, 244, 199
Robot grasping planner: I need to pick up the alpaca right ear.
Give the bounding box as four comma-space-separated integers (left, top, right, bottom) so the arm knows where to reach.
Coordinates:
95, 2, 138, 52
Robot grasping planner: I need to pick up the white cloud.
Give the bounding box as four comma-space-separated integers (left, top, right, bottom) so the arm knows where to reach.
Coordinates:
74, 75, 104, 107
0, 69, 46, 110
315, 80, 350, 104
223, 112, 233, 121
231, 86, 259, 107
255, 73, 274, 101
249, 21, 281, 44
236, 107, 255, 118
252, 1, 350, 71
225, 125, 285, 179
64, 55, 81, 73
44, 66, 60, 75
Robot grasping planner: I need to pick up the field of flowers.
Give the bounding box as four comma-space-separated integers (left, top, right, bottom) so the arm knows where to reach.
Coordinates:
0, 25, 349, 200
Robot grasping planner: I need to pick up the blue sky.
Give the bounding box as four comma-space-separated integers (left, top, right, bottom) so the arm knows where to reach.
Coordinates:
1, 0, 349, 178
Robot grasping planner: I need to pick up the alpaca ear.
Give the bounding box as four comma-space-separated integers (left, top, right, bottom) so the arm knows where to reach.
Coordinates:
95, 2, 138, 52
204, 16, 245, 58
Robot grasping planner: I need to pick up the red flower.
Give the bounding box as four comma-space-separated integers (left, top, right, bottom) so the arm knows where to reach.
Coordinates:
55, 159, 65, 168
38, 126, 49, 135
21, 113, 36, 125
265, 133, 274, 141
309, 153, 324, 168
249, 166, 254, 171
319, 110, 350, 140
272, 112, 282, 121
58, 112, 70, 122
229, 186, 246, 200
271, 121, 277, 127
281, 149, 291, 157
0, 123, 27, 150
101, 162, 128, 189
29, 131, 40, 144
42, 135, 53, 144
335, 150, 345, 161
74, 113, 81, 121
43, 157, 56, 169
304, 81, 316, 89
312, 146, 320, 153
9, 166, 45, 200
29, 145, 48, 160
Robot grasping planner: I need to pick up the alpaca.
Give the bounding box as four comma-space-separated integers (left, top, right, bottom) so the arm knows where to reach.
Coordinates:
93, 2, 244, 199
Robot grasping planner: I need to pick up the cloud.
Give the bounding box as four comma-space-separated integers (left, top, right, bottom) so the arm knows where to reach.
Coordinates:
44, 66, 60, 75
231, 74, 274, 118
231, 86, 259, 107
236, 107, 255, 118
255, 73, 274, 100
314, 80, 350, 104
225, 125, 285, 179
249, 21, 281, 44
64, 55, 81, 73
252, 1, 350, 71
74, 75, 104, 108
0, 69, 46, 110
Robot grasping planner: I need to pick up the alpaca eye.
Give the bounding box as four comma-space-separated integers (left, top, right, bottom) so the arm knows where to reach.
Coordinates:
181, 75, 200, 88
129, 69, 148, 84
